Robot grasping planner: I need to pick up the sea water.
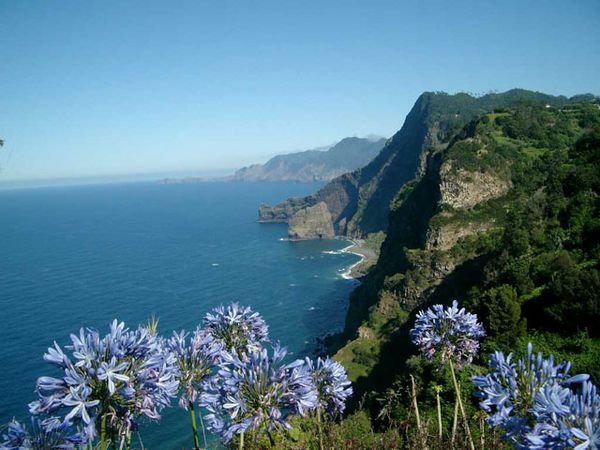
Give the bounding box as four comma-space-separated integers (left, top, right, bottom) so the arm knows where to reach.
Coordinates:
0, 181, 360, 448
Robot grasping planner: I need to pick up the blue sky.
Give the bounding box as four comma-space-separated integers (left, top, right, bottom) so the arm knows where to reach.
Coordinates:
0, 0, 598, 181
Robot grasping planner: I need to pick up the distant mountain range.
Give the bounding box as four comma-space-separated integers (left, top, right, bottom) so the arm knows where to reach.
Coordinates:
231, 136, 387, 182
158, 136, 386, 185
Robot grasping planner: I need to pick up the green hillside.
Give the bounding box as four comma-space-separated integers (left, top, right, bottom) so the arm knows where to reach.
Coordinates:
335, 100, 600, 398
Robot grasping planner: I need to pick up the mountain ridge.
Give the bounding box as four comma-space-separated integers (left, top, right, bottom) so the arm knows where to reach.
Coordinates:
258, 89, 596, 239
233, 136, 386, 183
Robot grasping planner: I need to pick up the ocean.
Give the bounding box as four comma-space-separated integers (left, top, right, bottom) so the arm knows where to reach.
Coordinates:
0, 181, 360, 448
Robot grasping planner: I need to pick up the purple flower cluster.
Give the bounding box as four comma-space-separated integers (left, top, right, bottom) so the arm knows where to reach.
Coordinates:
296, 357, 353, 417
410, 300, 485, 368
200, 344, 318, 442
472, 343, 598, 449
167, 328, 216, 409
195, 304, 353, 443
202, 303, 269, 357
28, 320, 179, 440
3, 303, 352, 447
528, 379, 600, 449
0, 417, 86, 450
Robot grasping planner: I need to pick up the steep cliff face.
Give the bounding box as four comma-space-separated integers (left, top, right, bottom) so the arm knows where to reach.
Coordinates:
258, 198, 309, 223
333, 100, 600, 394
438, 162, 512, 209
258, 172, 361, 230
288, 202, 335, 239
259, 89, 574, 239
235, 137, 386, 182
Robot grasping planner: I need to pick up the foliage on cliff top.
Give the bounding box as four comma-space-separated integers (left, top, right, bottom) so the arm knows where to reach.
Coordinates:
334, 101, 600, 406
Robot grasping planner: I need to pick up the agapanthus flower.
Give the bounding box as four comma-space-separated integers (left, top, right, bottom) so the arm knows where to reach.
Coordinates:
472, 342, 593, 449
0, 417, 87, 450
62, 386, 100, 424
97, 357, 130, 396
0, 421, 27, 450
28, 320, 179, 441
410, 300, 485, 368
199, 344, 318, 442
202, 303, 269, 358
297, 357, 352, 417
166, 328, 217, 409
526, 379, 600, 450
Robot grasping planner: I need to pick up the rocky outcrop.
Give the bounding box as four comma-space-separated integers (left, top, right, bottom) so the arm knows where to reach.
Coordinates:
258, 198, 310, 223
439, 162, 512, 209
425, 221, 495, 251
259, 172, 360, 235
420, 161, 509, 250
288, 202, 335, 239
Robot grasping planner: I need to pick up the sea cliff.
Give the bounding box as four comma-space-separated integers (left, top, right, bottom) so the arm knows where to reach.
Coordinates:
259, 89, 585, 240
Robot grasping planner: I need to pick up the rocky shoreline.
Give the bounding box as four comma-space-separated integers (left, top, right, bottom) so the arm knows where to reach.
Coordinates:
339, 239, 378, 279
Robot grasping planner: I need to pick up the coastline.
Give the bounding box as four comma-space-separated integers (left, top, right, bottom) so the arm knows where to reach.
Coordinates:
339, 239, 378, 280
285, 235, 378, 279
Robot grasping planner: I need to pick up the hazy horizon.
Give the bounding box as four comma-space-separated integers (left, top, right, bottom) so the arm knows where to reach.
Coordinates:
1, 1, 599, 181
0, 132, 386, 185
0, 168, 234, 190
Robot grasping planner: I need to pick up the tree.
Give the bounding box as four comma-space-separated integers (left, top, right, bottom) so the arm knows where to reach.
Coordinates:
480, 285, 526, 349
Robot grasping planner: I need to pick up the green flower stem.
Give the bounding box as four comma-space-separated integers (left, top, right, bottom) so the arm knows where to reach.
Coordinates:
239, 431, 244, 450
118, 433, 125, 450
267, 430, 276, 447
317, 407, 325, 450
410, 375, 427, 449
435, 387, 443, 441
188, 401, 201, 450
479, 414, 485, 450
451, 396, 458, 446
198, 408, 208, 449
100, 413, 108, 450
449, 359, 475, 450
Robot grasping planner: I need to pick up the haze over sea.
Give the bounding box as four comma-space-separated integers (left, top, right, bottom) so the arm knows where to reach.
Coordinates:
0, 181, 360, 448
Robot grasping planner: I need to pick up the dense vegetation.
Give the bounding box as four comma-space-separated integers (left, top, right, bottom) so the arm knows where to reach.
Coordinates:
469, 106, 600, 347
243, 97, 600, 449
315, 100, 599, 449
